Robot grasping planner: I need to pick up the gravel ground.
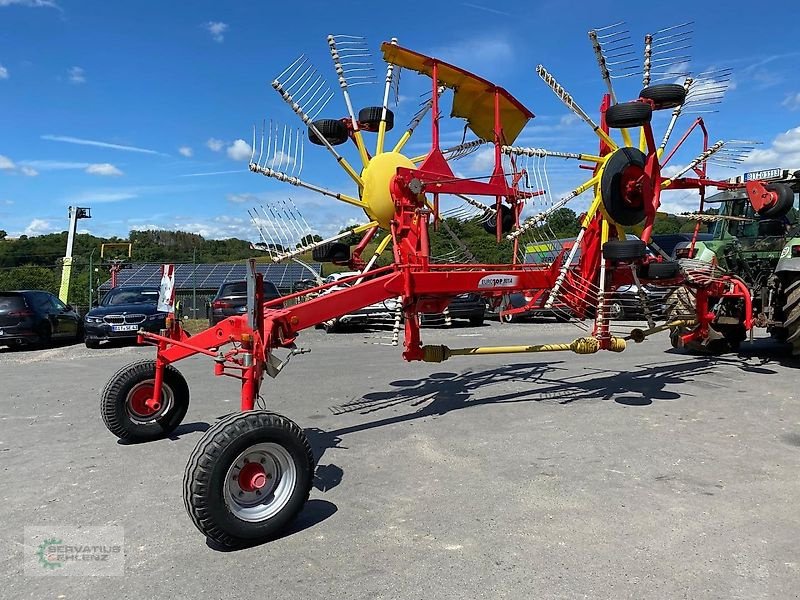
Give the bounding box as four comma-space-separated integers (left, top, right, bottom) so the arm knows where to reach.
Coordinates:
1, 320, 799, 599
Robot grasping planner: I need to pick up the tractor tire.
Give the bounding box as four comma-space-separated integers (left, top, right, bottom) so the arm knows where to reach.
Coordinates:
602, 239, 647, 261
639, 84, 687, 110
482, 204, 514, 235
101, 360, 190, 442
183, 411, 314, 549
601, 147, 648, 226
759, 183, 794, 218
642, 260, 680, 280
358, 106, 394, 132
308, 119, 349, 146
782, 278, 800, 355
605, 101, 653, 129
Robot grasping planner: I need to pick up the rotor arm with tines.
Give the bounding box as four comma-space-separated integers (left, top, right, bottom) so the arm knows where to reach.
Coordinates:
661, 141, 725, 186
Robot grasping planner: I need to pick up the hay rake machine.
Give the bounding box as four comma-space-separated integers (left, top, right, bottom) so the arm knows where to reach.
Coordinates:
101, 28, 764, 548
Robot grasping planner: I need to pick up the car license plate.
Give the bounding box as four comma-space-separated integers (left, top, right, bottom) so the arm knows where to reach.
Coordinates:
112, 324, 139, 332
744, 168, 782, 182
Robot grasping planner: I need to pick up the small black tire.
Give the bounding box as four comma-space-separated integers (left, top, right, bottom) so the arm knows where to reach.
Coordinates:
101, 360, 190, 442
358, 106, 394, 132
85, 339, 101, 349
308, 119, 349, 146
605, 102, 653, 129
603, 239, 647, 261
469, 316, 485, 327
312, 241, 350, 263
642, 260, 680, 279
482, 204, 514, 235
759, 183, 794, 218
183, 411, 315, 549
639, 84, 687, 110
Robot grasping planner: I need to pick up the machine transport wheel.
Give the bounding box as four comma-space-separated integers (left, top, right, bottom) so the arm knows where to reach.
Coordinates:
358, 106, 394, 132
600, 147, 648, 226
638, 84, 687, 110
782, 278, 800, 355
101, 360, 190, 442
308, 119, 349, 146
183, 411, 314, 549
760, 183, 794, 218
602, 239, 647, 261
642, 260, 680, 280
664, 287, 730, 354
312, 241, 350, 263
604, 101, 653, 129
482, 204, 514, 235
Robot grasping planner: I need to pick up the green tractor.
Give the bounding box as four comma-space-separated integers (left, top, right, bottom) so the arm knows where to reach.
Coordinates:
667, 168, 800, 354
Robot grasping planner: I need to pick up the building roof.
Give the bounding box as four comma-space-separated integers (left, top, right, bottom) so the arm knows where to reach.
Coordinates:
99, 262, 322, 291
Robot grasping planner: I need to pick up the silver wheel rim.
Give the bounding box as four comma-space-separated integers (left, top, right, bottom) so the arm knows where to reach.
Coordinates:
125, 380, 174, 423
610, 303, 622, 319
503, 314, 513, 323
223, 443, 297, 522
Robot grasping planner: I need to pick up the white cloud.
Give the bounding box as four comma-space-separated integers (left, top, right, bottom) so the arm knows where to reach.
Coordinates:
204, 21, 228, 43
0, 64, 8, 80
179, 169, 243, 177
85, 163, 123, 176
206, 137, 225, 152
67, 66, 85, 84
41, 134, 165, 155
72, 191, 137, 203
23, 218, 56, 237
227, 139, 252, 161
227, 193, 258, 204
3, 199, 13, 205
19, 165, 38, 176
178, 146, 193, 157
742, 125, 800, 170
430, 36, 512, 74
0, 154, 15, 170
20, 160, 88, 170
0, 0, 59, 7
782, 93, 800, 111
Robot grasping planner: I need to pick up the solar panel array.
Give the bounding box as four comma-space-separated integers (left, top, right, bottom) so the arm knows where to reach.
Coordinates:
99, 262, 322, 292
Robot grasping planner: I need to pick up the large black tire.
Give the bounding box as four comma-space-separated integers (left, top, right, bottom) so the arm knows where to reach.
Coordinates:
782, 278, 800, 355
469, 315, 485, 327
358, 106, 394, 132
759, 183, 794, 218
312, 241, 350, 263
601, 147, 647, 226
603, 239, 647, 261
308, 119, 348, 146
639, 84, 687, 110
85, 339, 101, 349
101, 360, 190, 442
642, 260, 680, 280
605, 102, 653, 128
183, 411, 314, 549
482, 204, 514, 235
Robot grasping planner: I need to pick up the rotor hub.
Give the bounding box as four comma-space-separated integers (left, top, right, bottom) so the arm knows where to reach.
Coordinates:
360, 151, 417, 229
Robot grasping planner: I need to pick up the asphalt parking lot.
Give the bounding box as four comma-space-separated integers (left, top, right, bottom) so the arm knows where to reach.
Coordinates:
2, 320, 799, 599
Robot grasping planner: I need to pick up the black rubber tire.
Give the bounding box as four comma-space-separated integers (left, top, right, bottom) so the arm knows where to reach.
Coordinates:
482, 204, 514, 235
783, 278, 800, 355
358, 106, 394, 132
602, 239, 647, 261
642, 260, 680, 279
601, 147, 648, 226
37, 321, 52, 348
605, 101, 653, 128
469, 316, 485, 327
101, 360, 190, 442
639, 84, 687, 110
85, 339, 101, 349
312, 241, 350, 263
608, 300, 625, 320
183, 411, 314, 549
759, 183, 794, 218
323, 319, 340, 334
308, 119, 349, 146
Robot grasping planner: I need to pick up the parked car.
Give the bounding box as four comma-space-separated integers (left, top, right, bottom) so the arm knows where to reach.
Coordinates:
84, 286, 167, 348
0, 290, 82, 348
209, 279, 282, 326
421, 293, 486, 326
319, 272, 399, 332
650, 233, 713, 259
607, 284, 671, 320
492, 291, 573, 323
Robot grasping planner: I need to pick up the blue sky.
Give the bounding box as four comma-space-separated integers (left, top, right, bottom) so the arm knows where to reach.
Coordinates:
2, 0, 800, 241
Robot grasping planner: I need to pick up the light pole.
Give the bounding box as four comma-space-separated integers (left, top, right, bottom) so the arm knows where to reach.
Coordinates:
59, 206, 91, 303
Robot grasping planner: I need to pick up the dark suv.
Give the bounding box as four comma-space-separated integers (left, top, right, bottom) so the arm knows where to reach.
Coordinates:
0, 290, 82, 348
209, 280, 282, 326
83, 286, 167, 348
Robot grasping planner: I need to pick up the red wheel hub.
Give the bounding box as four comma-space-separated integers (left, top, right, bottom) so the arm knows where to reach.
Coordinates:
238, 462, 268, 492
619, 164, 645, 208
128, 384, 160, 416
